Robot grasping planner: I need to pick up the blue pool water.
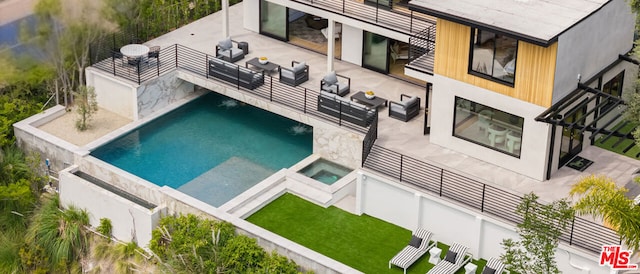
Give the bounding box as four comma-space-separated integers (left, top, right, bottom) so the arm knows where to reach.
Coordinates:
91, 92, 313, 206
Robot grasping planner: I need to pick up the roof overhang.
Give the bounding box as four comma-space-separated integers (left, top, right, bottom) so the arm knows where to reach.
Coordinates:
408, 0, 611, 48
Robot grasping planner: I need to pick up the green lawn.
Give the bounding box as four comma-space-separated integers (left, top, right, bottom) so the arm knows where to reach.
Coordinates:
594, 121, 640, 159
246, 193, 487, 274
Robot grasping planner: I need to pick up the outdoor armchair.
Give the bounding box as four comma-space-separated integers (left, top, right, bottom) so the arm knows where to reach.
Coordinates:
389, 94, 420, 122
426, 242, 472, 274
320, 71, 350, 96
148, 46, 160, 59
216, 37, 246, 63
279, 61, 309, 86
389, 228, 436, 274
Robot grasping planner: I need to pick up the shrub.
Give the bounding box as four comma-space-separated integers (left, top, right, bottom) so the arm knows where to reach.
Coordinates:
96, 218, 112, 239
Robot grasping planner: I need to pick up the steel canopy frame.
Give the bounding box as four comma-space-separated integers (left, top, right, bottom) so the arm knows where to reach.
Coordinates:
535, 83, 630, 141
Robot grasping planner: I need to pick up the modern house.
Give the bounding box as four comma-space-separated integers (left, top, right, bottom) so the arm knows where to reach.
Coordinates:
244, 0, 638, 181
13, 0, 640, 273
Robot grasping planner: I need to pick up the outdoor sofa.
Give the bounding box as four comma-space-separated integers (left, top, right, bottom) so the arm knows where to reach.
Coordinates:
317, 91, 376, 127
208, 57, 264, 90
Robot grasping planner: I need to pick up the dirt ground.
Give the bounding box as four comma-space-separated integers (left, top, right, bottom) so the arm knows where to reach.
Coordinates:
38, 107, 132, 147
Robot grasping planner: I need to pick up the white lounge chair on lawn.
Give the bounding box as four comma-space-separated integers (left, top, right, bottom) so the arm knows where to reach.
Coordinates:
481, 257, 506, 274
426, 242, 472, 274
389, 228, 436, 274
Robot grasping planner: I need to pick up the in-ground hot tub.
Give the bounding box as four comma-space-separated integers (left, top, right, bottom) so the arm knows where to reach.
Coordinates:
298, 158, 353, 185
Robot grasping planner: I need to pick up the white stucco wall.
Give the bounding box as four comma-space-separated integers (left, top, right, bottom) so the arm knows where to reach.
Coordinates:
86, 67, 138, 120
429, 75, 551, 181
244, 0, 260, 33
357, 171, 612, 274
553, 0, 635, 104
341, 24, 364, 66
59, 166, 166, 247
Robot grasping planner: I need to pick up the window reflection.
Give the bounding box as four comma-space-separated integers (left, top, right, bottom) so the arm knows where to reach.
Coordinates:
454, 97, 523, 157
470, 29, 517, 84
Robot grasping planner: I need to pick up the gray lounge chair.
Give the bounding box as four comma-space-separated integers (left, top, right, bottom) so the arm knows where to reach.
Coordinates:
426, 242, 472, 274
389, 228, 436, 274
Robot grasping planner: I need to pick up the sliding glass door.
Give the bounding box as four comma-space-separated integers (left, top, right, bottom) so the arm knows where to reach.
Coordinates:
260, 0, 287, 40
362, 31, 389, 73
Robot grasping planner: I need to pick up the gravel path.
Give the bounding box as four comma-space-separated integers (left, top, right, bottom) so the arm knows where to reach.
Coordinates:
37, 107, 132, 147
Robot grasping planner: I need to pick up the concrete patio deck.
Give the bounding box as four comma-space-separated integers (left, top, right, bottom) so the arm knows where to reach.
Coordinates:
132, 2, 638, 205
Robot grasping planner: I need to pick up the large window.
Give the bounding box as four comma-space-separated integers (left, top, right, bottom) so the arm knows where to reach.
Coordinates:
601, 71, 624, 113
469, 28, 517, 85
453, 97, 524, 157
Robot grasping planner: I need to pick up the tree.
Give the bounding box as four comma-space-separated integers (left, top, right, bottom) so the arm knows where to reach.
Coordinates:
501, 193, 575, 274
73, 85, 98, 131
149, 214, 304, 273
23, 195, 90, 273
570, 175, 640, 250
31, 0, 115, 107
621, 0, 640, 146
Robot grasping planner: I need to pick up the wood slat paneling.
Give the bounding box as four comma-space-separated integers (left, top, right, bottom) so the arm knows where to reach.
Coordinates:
434, 19, 556, 107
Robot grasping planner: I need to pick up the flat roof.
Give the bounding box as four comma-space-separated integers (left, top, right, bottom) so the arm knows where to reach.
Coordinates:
409, 0, 610, 46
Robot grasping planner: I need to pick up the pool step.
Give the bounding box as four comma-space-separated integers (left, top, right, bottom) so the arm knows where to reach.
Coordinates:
224, 169, 337, 218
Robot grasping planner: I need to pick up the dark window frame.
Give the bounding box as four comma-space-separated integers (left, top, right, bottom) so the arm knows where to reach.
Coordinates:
600, 71, 624, 113
468, 28, 518, 87
453, 96, 524, 158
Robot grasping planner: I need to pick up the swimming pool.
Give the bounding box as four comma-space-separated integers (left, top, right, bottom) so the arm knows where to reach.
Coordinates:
91, 92, 313, 206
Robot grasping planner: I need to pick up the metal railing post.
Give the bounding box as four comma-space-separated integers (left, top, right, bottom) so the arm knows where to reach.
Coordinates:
569, 217, 575, 245
175, 45, 178, 68
481, 184, 486, 212
410, 12, 413, 33
399, 154, 403, 181
269, 76, 273, 101
206, 55, 209, 79
375, 0, 379, 22
303, 89, 307, 113
338, 102, 343, 126
439, 169, 444, 196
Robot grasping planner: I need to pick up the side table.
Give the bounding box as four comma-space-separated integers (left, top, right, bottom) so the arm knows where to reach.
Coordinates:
237, 41, 249, 55
428, 247, 442, 265
464, 262, 477, 274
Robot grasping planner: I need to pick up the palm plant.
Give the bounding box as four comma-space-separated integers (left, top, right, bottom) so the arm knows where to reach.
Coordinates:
25, 195, 90, 272
570, 175, 640, 250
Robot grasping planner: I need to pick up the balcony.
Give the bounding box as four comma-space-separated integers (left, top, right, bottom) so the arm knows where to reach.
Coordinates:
293, 0, 437, 75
